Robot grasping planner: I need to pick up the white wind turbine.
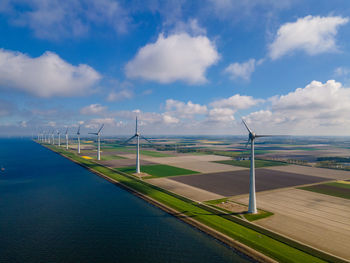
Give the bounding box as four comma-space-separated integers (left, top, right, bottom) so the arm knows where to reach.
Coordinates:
57, 130, 61, 146
51, 130, 55, 145
77, 125, 81, 154
65, 128, 69, 150
242, 119, 275, 214
89, 124, 104, 160
123, 117, 152, 174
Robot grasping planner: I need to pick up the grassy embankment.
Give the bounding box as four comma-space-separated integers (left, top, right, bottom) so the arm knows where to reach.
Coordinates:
205, 198, 274, 222
117, 164, 198, 179
215, 159, 287, 168
299, 181, 350, 200
44, 144, 341, 263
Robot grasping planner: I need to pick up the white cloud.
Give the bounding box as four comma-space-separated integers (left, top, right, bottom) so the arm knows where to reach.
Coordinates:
269, 15, 349, 60
162, 114, 180, 124
245, 80, 350, 134
0, 49, 101, 97
210, 94, 262, 109
165, 99, 207, 118
224, 59, 256, 81
107, 89, 134, 102
85, 117, 116, 129
208, 107, 235, 122
173, 19, 207, 36
125, 33, 219, 84
80, 104, 107, 115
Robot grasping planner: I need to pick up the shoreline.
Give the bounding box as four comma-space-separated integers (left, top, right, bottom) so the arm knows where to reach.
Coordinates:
39, 142, 348, 263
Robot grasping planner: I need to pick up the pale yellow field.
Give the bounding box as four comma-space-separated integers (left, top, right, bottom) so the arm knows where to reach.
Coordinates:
232, 188, 350, 259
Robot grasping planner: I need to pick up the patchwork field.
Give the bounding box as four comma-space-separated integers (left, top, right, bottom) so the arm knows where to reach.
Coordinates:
265, 164, 350, 180
141, 154, 247, 173
117, 164, 199, 178
148, 178, 224, 201
299, 181, 350, 199
170, 168, 329, 196
232, 188, 350, 259
214, 159, 287, 168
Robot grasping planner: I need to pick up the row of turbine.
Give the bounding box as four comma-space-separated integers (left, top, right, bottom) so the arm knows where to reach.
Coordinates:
37, 117, 270, 215
37, 124, 104, 160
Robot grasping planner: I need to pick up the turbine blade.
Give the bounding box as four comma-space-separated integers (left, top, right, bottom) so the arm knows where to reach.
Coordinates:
65, 128, 68, 134
140, 135, 153, 144
98, 124, 104, 134
77, 125, 81, 135
135, 117, 138, 134
122, 135, 137, 145
245, 138, 251, 148
242, 119, 253, 134
88, 132, 98, 135
255, 134, 286, 138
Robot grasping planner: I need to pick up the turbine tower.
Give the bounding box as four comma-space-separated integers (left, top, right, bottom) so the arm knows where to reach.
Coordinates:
77, 125, 81, 154
57, 130, 61, 146
89, 124, 104, 160
65, 128, 69, 150
242, 119, 273, 214
51, 130, 55, 145
123, 117, 152, 174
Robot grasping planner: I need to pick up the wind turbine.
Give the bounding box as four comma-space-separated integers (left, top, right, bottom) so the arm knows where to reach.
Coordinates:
51, 130, 55, 145
89, 124, 104, 160
65, 128, 69, 150
77, 125, 81, 154
57, 130, 61, 146
123, 117, 152, 174
242, 119, 274, 214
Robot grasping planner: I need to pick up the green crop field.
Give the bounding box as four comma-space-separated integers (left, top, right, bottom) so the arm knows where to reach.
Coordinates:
44, 144, 335, 263
299, 182, 350, 200
117, 164, 198, 178
215, 159, 287, 168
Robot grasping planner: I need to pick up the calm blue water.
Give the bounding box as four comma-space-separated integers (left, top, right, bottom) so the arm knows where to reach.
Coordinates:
0, 139, 252, 263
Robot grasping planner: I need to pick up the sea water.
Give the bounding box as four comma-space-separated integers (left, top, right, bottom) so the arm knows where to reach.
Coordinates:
0, 138, 253, 262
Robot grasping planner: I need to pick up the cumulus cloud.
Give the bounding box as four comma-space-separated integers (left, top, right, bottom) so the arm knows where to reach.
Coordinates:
125, 33, 219, 84
85, 117, 117, 129
224, 59, 256, 81
165, 99, 207, 118
162, 114, 180, 124
0, 49, 101, 97
80, 104, 107, 115
107, 89, 134, 102
245, 80, 350, 134
208, 107, 235, 122
269, 15, 349, 60
210, 94, 262, 109
172, 19, 207, 36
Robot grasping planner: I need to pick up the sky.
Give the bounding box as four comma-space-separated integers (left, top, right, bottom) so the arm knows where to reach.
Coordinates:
1, 0, 350, 136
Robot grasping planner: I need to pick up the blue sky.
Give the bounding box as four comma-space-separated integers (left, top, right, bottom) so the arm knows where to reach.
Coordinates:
1, 0, 350, 136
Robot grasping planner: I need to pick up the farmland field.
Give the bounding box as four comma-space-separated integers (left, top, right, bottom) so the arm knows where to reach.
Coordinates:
214, 159, 287, 168
117, 164, 199, 178
299, 181, 350, 199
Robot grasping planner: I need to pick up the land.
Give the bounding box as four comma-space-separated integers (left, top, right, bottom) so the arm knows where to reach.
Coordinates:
37, 136, 350, 262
